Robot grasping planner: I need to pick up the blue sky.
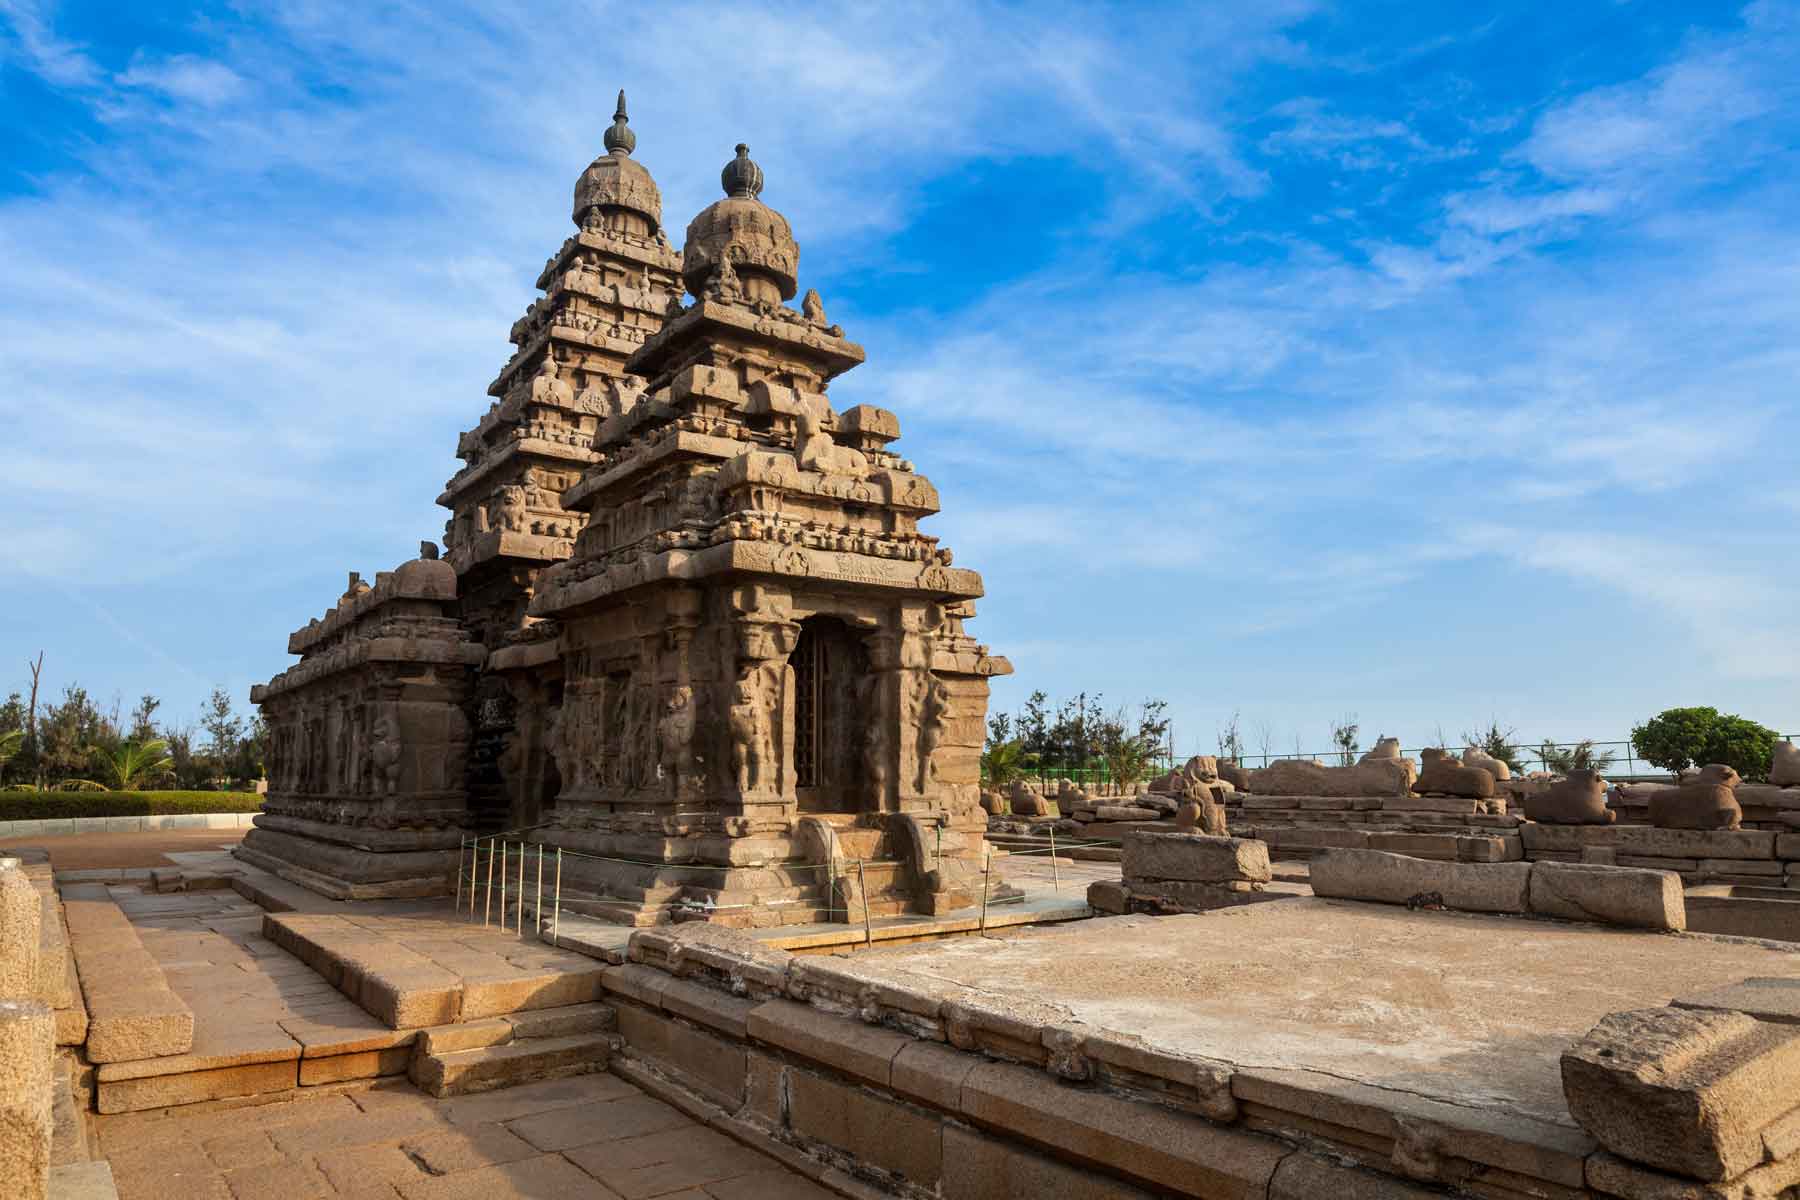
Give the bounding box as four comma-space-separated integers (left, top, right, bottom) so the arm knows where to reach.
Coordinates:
2, 1, 1796, 756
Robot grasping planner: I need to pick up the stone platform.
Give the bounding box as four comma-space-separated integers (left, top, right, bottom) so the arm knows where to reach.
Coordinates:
850, 901, 1798, 1132
262, 909, 608, 1029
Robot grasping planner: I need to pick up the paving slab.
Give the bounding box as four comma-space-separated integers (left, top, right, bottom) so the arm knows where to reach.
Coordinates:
96, 1072, 819, 1200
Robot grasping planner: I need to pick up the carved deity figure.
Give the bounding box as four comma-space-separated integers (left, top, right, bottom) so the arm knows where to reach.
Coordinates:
728, 673, 771, 793
656, 686, 695, 787
522, 468, 549, 509
544, 706, 576, 793
858, 674, 890, 801
369, 717, 402, 797
795, 407, 869, 478
917, 675, 954, 793
801, 288, 827, 325
494, 484, 528, 532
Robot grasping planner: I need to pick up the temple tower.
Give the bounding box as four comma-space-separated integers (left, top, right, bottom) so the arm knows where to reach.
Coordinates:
438, 94, 684, 830
529, 144, 1013, 927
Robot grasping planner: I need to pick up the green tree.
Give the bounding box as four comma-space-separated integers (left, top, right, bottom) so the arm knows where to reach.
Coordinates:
200, 687, 244, 761
1217, 709, 1244, 762
1632, 707, 1780, 780
0, 728, 21, 769
1331, 714, 1360, 766
1095, 700, 1170, 787
128, 694, 162, 743
38, 685, 111, 784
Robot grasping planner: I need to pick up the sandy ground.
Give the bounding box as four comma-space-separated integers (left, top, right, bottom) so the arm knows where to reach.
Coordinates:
0, 827, 246, 870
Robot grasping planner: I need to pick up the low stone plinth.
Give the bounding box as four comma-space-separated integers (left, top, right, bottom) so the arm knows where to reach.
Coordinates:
1528, 861, 1686, 931
1311, 848, 1532, 913
1091, 833, 1285, 916
57, 885, 192, 1063
1562, 1005, 1800, 1183
1313, 849, 1689, 931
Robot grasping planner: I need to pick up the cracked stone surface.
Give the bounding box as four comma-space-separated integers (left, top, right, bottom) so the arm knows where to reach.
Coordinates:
850, 898, 1800, 1126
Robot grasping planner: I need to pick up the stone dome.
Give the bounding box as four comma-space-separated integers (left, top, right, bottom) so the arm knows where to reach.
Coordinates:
393, 556, 458, 599
681, 144, 798, 301
572, 91, 662, 234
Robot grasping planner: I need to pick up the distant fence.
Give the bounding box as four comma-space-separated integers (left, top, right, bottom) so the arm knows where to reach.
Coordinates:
1011, 736, 1797, 786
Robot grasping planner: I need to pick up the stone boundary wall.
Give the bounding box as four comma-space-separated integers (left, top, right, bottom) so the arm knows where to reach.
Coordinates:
573, 920, 1786, 1200
0, 813, 258, 841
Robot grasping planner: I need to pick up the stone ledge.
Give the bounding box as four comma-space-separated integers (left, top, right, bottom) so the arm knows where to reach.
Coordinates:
59, 884, 193, 1063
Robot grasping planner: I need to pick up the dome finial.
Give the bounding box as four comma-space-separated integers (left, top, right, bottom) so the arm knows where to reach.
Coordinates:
603, 88, 636, 156
720, 143, 763, 199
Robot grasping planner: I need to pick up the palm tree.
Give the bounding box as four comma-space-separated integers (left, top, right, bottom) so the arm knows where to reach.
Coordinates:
70, 739, 175, 791
0, 729, 21, 767
1538, 739, 1615, 775
980, 739, 1030, 789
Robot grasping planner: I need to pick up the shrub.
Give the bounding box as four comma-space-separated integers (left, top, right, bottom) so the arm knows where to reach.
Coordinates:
0, 791, 263, 820
1630, 707, 1781, 781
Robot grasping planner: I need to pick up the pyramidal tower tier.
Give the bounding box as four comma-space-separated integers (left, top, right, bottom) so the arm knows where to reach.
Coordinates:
519, 141, 1013, 926
440, 92, 683, 648
246, 105, 1011, 923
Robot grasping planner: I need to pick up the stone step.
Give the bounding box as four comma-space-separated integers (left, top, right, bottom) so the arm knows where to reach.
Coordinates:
834, 828, 889, 858
59, 884, 194, 1063
409, 1031, 616, 1098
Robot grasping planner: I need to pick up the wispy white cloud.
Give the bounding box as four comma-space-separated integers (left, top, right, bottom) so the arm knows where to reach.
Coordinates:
0, 0, 99, 87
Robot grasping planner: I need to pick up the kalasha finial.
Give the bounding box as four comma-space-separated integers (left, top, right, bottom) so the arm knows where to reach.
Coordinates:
603, 89, 636, 156
720, 143, 763, 199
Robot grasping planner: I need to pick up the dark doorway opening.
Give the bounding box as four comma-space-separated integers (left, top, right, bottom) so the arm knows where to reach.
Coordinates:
790, 616, 868, 813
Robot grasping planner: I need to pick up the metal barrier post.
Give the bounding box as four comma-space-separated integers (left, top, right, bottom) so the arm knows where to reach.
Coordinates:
552, 848, 562, 944
483, 838, 495, 927
535, 846, 543, 940
516, 840, 526, 935
499, 842, 508, 930
455, 837, 465, 911
979, 847, 992, 934
855, 859, 872, 948
1048, 824, 1059, 892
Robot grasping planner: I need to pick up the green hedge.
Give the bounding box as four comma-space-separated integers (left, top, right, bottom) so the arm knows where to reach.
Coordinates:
0, 791, 264, 820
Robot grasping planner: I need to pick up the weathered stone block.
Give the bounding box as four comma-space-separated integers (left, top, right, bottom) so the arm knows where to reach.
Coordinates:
959, 1059, 1288, 1198
1672, 977, 1800, 1025
1561, 1006, 1800, 1181
746, 998, 909, 1087
1309, 848, 1531, 913
1121, 833, 1270, 884
0, 999, 53, 1200
96, 1059, 295, 1114
941, 1123, 1157, 1200
1616, 828, 1776, 859
786, 1065, 942, 1186
1527, 862, 1685, 931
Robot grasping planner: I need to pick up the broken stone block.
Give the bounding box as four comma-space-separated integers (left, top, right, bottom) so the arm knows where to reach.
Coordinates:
1121, 833, 1270, 884
1527, 862, 1685, 931
1309, 848, 1530, 913
1561, 1005, 1800, 1181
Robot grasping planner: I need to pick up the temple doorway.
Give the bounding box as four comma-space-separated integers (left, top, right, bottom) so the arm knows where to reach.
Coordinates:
790, 616, 869, 813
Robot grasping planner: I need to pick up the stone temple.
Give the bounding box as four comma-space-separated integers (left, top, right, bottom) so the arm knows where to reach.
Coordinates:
243, 95, 1014, 926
